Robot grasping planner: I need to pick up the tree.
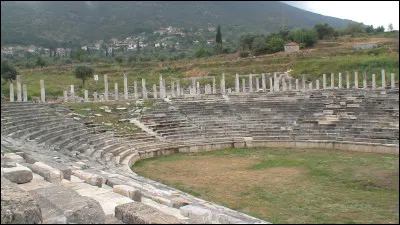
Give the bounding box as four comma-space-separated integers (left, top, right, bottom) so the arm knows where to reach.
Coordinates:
215, 25, 223, 54
365, 25, 374, 33
216, 25, 222, 44
251, 36, 267, 55
346, 22, 365, 37
266, 37, 285, 53
1, 61, 18, 83
388, 23, 394, 32
115, 56, 124, 64
111, 48, 115, 57
35, 56, 46, 68
239, 34, 255, 51
292, 29, 318, 47
375, 26, 385, 33
74, 65, 94, 86
314, 23, 335, 40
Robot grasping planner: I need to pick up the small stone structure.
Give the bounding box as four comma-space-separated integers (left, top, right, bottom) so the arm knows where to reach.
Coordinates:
284, 42, 300, 53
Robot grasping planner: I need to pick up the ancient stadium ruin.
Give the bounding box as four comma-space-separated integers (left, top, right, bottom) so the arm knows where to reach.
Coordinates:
1, 71, 399, 224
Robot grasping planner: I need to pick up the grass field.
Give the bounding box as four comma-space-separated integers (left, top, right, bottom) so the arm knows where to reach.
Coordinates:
133, 147, 399, 224
1, 37, 398, 99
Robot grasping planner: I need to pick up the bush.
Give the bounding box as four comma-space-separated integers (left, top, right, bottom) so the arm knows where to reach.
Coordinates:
195, 48, 213, 58
239, 51, 250, 58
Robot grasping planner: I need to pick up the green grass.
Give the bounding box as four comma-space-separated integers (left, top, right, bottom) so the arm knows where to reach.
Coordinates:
133, 147, 399, 224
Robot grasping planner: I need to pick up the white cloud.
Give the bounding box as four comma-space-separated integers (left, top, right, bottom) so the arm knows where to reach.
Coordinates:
283, 1, 399, 30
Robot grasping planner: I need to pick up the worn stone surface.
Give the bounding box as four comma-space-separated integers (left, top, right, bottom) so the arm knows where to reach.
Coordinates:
29, 185, 105, 224
113, 185, 142, 202
72, 169, 103, 187
26, 162, 63, 183
2, 165, 33, 184
115, 202, 183, 224
1, 177, 43, 224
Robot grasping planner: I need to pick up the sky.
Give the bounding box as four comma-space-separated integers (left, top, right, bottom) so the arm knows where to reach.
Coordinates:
282, 1, 399, 30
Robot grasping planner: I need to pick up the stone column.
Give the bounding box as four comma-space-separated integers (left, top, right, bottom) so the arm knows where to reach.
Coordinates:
261, 73, 266, 92
93, 92, 98, 102
134, 81, 138, 100
269, 77, 273, 92
63, 90, 68, 102
391, 73, 395, 89
153, 84, 157, 99
104, 74, 109, 101
242, 78, 246, 93
40, 80, 45, 103
212, 77, 216, 94
372, 74, 376, 89
235, 73, 240, 93
255, 78, 260, 92
295, 79, 299, 91
274, 73, 279, 92
9, 83, 14, 102
192, 78, 196, 93
84, 90, 89, 102
302, 75, 306, 90
114, 83, 118, 100
22, 84, 28, 102
330, 73, 334, 89
381, 69, 386, 89
316, 80, 320, 90
197, 82, 200, 95
282, 78, 287, 91
100, 94, 104, 102
70, 85, 75, 100
227, 88, 232, 94
220, 73, 226, 94
142, 78, 147, 99
338, 72, 342, 88
16, 75, 22, 102
346, 72, 350, 89
171, 81, 175, 97
159, 75, 165, 98
249, 74, 253, 92
176, 80, 181, 97
308, 82, 313, 90
354, 72, 358, 89
124, 74, 128, 100
288, 78, 292, 91
363, 72, 367, 89
322, 74, 327, 89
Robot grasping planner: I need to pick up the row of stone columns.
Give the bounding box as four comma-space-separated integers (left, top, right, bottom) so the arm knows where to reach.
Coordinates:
321, 70, 395, 89
8, 71, 398, 103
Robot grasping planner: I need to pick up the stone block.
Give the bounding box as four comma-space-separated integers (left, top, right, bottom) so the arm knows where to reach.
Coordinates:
2, 165, 33, 184
4, 153, 25, 164
1, 177, 43, 224
180, 204, 213, 223
27, 162, 63, 183
113, 185, 142, 202
115, 202, 183, 224
29, 185, 105, 224
72, 170, 103, 188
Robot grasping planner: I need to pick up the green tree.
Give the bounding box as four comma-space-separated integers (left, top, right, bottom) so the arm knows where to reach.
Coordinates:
251, 36, 267, 55
195, 48, 213, 58
314, 23, 335, 40
239, 34, 255, 51
74, 65, 94, 86
266, 37, 285, 53
111, 48, 115, 57
292, 29, 318, 47
375, 26, 385, 33
365, 25, 375, 33
115, 56, 124, 64
346, 22, 365, 37
35, 56, 46, 68
1, 61, 18, 83
215, 25, 223, 54
216, 25, 222, 44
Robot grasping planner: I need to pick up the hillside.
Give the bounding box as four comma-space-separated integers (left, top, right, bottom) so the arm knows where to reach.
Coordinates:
1, 1, 353, 47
